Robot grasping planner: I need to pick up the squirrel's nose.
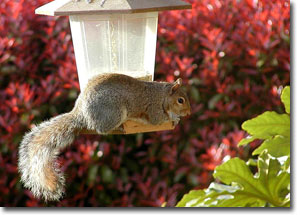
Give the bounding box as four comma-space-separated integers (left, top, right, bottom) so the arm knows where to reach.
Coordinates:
187, 108, 191, 116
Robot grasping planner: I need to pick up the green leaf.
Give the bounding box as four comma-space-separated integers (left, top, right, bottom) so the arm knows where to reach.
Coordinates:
246, 158, 258, 166
213, 158, 267, 195
241, 111, 290, 139
176, 183, 247, 207
87, 165, 99, 185
177, 154, 290, 207
213, 156, 289, 207
257, 152, 290, 203
281, 86, 290, 114
190, 86, 201, 103
207, 183, 265, 207
252, 136, 290, 157
100, 165, 115, 183
176, 189, 206, 207
283, 157, 290, 172
212, 191, 265, 207
238, 135, 257, 146
256, 59, 265, 68
176, 182, 265, 207
208, 94, 223, 109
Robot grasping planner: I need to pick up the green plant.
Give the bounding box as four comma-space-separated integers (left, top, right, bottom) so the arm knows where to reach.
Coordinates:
176, 86, 290, 207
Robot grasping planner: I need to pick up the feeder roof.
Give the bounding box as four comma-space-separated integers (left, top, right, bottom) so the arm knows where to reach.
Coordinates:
35, 0, 192, 16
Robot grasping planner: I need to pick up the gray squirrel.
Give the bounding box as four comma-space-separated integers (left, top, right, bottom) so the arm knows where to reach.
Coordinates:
18, 73, 191, 201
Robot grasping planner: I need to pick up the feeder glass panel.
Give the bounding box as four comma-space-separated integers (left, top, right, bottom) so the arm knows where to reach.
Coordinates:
69, 12, 158, 90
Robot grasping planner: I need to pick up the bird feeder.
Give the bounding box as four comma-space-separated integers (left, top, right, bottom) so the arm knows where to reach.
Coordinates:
35, 0, 191, 134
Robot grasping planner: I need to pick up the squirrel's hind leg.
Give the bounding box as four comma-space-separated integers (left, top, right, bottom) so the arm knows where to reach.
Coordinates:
86, 103, 127, 134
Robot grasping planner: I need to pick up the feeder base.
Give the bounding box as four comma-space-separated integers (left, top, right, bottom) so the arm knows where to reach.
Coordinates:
80, 120, 175, 135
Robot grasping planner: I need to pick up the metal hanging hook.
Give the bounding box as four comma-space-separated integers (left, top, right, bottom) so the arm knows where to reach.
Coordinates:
74, 0, 105, 5
100, 0, 107, 7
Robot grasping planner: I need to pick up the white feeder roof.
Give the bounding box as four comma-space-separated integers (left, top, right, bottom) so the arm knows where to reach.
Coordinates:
35, 0, 192, 16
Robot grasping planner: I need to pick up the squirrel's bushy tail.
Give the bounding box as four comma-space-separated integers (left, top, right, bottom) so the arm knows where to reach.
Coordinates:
18, 112, 81, 201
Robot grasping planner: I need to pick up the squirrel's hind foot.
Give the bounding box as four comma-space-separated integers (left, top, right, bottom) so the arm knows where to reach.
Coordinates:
110, 124, 125, 134
97, 124, 125, 135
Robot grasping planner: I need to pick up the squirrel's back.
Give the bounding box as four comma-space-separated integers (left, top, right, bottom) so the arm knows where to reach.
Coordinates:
83, 73, 168, 97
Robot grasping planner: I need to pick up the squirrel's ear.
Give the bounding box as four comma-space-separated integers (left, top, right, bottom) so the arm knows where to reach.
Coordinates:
171, 78, 182, 94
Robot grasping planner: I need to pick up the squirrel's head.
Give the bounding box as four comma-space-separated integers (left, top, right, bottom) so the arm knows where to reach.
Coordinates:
167, 78, 191, 117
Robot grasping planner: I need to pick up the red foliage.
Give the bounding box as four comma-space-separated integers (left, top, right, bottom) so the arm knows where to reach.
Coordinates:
0, 0, 289, 206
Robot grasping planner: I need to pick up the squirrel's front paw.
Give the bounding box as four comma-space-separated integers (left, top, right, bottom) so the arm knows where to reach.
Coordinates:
172, 118, 180, 126
168, 111, 180, 126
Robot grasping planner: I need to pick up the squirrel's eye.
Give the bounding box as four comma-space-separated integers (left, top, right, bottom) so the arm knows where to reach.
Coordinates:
178, 97, 184, 104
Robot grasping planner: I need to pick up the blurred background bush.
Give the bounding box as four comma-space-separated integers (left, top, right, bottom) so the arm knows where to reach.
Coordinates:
0, 0, 289, 206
